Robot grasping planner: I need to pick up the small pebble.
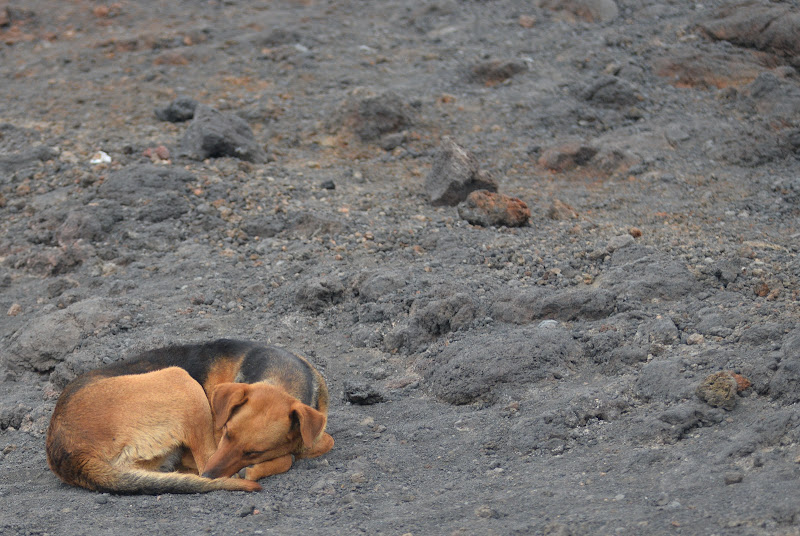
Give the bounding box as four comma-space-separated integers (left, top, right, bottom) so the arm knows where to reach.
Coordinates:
724, 472, 744, 485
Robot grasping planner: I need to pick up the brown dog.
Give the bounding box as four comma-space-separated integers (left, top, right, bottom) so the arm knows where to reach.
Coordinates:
46, 339, 334, 494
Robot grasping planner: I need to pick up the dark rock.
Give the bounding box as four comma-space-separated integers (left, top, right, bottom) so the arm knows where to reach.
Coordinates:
457, 190, 530, 227
469, 59, 527, 85
386, 293, 478, 352
55, 210, 115, 245
342, 91, 414, 142
0, 145, 58, 173
597, 245, 700, 303
492, 288, 616, 324
700, 5, 800, 58
0, 404, 32, 430
180, 105, 267, 163
154, 96, 198, 122
420, 324, 582, 405
256, 28, 302, 47
579, 75, 640, 108
770, 328, 800, 404
296, 277, 345, 313
98, 165, 193, 223
538, 142, 598, 172
635, 359, 692, 403
343, 380, 385, 405
242, 216, 285, 238
6, 298, 122, 372
539, 0, 619, 23
657, 401, 725, 442
425, 138, 498, 206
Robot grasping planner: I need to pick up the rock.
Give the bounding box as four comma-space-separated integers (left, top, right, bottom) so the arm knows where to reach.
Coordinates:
296, 277, 344, 313
180, 104, 267, 163
469, 59, 527, 85
425, 138, 498, 206
386, 293, 478, 352
547, 199, 579, 220
700, 5, 800, 58
419, 324, 582, 405
770, 328, 800, 404
0, 144, 58, 173
457, 190, 530, 227
538, 0, 619, 23
634, 359, 692, 403
474, 505, 499, 518
256, 27, 302, 47
340, 90, 414, 142
55, 210, 111, 245
696, 371, 750, 410
492, 287, 616, 324
98, 165, 193, 223
0, 404, 32, 430
6, 298, 122, 372
343, 381, 385, 405
597, 245, 700, 303
154, 96, 198, 122
578, 75, 640, 108
653, 51, 762, 89
724, 472, 744, 485
657, 401, 725, 442
539, 142, 597, 172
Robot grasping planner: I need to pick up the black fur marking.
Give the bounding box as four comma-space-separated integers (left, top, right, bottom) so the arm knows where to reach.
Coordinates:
239, 345, 315, 407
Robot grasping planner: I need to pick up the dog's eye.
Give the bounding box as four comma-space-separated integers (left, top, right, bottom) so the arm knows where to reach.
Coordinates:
244, 450, 264, 457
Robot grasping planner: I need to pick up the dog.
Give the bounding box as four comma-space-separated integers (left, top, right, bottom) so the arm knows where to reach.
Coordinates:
46, 339, 334, 494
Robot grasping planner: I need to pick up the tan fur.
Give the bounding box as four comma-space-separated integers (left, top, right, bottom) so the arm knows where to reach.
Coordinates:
46, 339, 334, 494
46, 368, 259, 494
201, 382, 334, 480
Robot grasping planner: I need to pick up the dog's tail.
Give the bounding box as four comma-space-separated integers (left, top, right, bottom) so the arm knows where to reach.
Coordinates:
68, 459, 261, 494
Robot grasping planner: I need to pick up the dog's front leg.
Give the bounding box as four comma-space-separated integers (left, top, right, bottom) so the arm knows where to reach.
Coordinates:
244, 455, 294, 481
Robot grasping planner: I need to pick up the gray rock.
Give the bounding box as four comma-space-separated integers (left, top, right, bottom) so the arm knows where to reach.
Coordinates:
6, 298, 122, 372
154, 96, 198, 122
343, 381, 385, 405
420, 324, 582, 405
296, 277, 344, 313
180, 104, 267, 163
342, 91, 413, 142
425, 137, 498, 206
386, 293, 478, 352
770, 328, 800, 404
598, 245, 699, 303
579, 75, 640, 108
492, 287, 616, 324
635, 359, 692, 403
98, 165, 194, 223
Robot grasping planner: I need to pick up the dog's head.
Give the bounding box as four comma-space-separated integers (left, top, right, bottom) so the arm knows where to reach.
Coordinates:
201, 382, 327, 479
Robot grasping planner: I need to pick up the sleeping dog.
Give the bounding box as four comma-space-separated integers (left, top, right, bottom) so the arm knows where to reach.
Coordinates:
46, 339, 334, 494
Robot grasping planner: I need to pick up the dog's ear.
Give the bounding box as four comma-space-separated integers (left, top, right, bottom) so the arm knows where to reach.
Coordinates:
210, 383, 249, 431
290, 402, 326, 447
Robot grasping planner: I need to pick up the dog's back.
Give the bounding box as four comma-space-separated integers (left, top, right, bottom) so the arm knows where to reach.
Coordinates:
114, 339, 328, 412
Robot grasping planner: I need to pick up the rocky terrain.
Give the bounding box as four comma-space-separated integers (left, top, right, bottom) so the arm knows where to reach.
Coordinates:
1, 0, 800, 534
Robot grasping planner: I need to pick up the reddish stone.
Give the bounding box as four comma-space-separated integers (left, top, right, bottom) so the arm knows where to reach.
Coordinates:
457, 190, 530, 228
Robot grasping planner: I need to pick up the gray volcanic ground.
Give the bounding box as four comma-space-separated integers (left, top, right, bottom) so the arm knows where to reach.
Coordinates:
1, 1, 800, 534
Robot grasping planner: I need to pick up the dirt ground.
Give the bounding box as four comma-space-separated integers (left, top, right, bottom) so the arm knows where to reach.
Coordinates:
1, 0, 800, 534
